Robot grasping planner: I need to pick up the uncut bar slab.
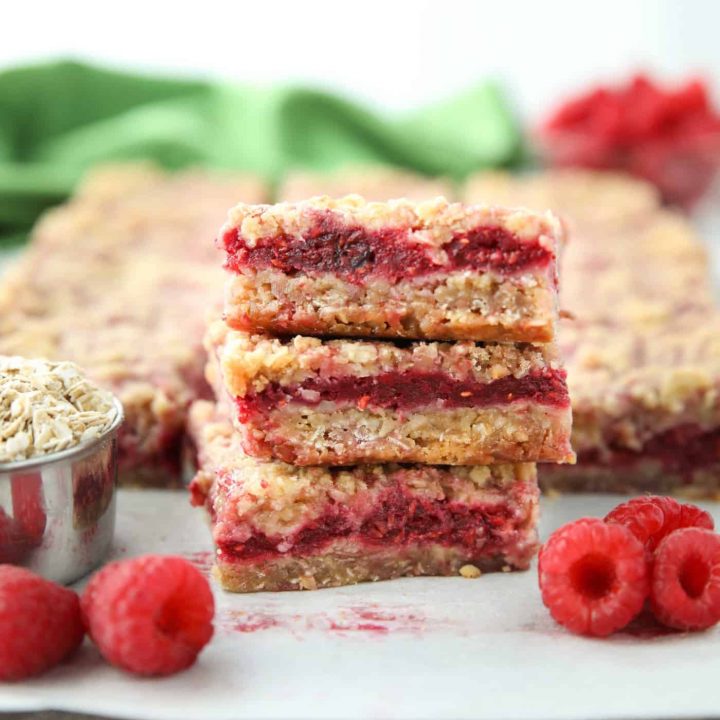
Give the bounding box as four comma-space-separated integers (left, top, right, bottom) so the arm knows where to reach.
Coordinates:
188, 401, 540, 592
540, 315, 720, 497
0, 165, 267, 486
278, 166, 454, 202
219, 196, 564, 342
205, 320, 574, 466
466, 169, 720, 496
467, 169, 713, 328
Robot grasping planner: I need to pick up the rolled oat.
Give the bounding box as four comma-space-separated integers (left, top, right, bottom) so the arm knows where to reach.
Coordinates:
0, 357, 118, 463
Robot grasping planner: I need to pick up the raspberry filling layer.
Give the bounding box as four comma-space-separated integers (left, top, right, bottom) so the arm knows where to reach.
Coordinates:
215, 483, 529, 562
236, 368, 569, 420
222, 218, 553, 282
580, 424, 720, 480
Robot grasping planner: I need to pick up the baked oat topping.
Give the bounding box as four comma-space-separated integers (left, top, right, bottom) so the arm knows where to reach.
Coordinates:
224, 195, 563, 250
207, 319, 562, 397
0, 357, 119, 463
278, 166, 455, 203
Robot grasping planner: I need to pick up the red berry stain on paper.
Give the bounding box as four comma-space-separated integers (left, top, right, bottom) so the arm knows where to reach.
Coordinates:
328, 620, 389, 635
182, 550, 214, 576
220, 603, 440, 636
229, 612, 282, 633
328, 605, 425, 635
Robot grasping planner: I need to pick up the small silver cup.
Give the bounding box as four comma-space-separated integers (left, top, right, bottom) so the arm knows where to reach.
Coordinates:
0, 397, 123, 585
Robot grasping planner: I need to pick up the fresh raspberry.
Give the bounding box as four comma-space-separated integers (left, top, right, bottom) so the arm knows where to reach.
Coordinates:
650, 527, 720, 631
541, 74, 720, 207
0, 565, 84, 681
538, 518, 649, 637
605, 496, 714, 553
82, 555, 215, 676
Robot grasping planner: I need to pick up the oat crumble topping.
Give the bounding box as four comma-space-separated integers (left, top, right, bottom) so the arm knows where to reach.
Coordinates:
224, 195, 563, 250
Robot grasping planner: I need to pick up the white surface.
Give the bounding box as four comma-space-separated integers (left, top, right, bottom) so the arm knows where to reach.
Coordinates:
0, 490, 719, 720
1, 0, 719, 117
2, 186, 720, 720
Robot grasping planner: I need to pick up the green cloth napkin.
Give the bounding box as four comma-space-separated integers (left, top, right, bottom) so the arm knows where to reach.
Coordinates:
0, 60, 523, 245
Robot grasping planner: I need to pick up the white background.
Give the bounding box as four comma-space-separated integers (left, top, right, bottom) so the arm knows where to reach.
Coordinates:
2, 0, 720, 119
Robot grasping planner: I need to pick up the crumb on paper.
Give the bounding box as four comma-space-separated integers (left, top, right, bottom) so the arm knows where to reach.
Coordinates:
459, 564, 482, 579
0, 356, 118, 463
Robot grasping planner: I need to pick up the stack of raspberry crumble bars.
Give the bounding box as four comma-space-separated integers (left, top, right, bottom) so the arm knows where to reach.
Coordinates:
190, 193, 575, 591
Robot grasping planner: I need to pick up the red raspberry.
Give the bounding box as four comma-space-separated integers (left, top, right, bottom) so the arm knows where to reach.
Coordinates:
82, 555, 214, 676
541, 74, 720, 207
605, 496, 714, 553
650, 527, 720, 631
538, 518, 649, 637
0, 565, 84, 681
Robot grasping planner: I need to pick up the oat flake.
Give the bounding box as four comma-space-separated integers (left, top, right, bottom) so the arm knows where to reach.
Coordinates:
0, 356, 118, 463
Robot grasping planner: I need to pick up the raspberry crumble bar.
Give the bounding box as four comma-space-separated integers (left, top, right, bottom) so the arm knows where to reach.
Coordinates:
206, 320, 574, 466
219, 196, 565, 342
188, 401, 540, 592
0, 164, 267, 485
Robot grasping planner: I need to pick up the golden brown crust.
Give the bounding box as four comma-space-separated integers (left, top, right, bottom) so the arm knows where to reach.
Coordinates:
216, 544, 530, 593
232, 403, 574, 466
224, 268, 557, 343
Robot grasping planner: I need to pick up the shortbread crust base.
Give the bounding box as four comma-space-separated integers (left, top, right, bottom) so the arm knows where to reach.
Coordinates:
216, 541, 534, 593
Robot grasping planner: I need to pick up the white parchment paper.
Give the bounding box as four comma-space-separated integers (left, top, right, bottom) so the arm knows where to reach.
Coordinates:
0, 489, 718, 720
